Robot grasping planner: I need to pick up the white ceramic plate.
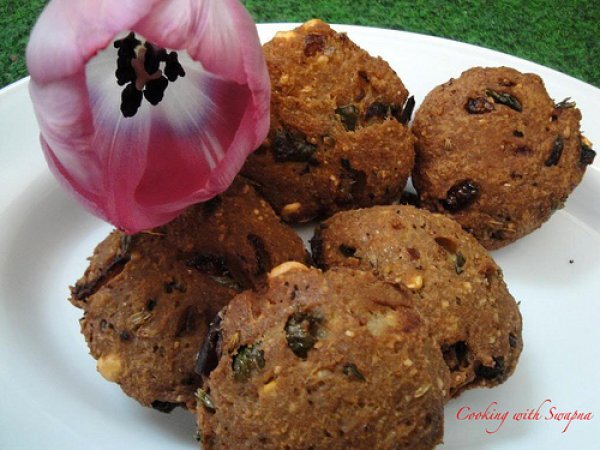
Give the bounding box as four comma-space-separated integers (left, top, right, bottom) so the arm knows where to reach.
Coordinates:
1, 24, 599, 450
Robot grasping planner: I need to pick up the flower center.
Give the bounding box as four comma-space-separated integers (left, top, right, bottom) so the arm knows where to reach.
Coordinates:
114, 32, 186, 118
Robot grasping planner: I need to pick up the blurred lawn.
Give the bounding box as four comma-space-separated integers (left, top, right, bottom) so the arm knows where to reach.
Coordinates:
1, 0, 598, 88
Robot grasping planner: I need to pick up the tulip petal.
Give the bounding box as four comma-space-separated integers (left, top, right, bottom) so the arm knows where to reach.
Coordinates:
134, 0, 271, 199
27, 0, 162, 83
27, 0, 270, 233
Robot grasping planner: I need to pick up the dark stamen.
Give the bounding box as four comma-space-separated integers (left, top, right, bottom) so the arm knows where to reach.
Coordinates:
144, 76, 169, 105
156, 48, 168, 62
113, 32, 186, 118
121, 83, 143, 118
115, 58, 136, 86
164, 52, 186, 82
114, 32, 140, 86
143, 43, 160, 74
114, 32, 140, 59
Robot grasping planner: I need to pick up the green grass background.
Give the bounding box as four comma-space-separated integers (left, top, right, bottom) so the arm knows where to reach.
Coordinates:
1, 0, 598, 88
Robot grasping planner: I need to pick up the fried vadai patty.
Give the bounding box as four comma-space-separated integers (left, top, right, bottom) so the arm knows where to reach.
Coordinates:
412, 66, 595, 249
242, 19, 415, 223
197, 264, 447, 450
311, 205, 523, 397
70, 178, 308, 411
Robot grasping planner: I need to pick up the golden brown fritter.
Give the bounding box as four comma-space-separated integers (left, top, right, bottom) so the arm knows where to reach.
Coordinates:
198, 264, 447, 450
242, 19, 415, 223
412, 66, 595, 249
311, 205, 522, 397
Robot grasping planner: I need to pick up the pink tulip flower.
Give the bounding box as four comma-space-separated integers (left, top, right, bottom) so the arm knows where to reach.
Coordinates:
26, 0, 270, 233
